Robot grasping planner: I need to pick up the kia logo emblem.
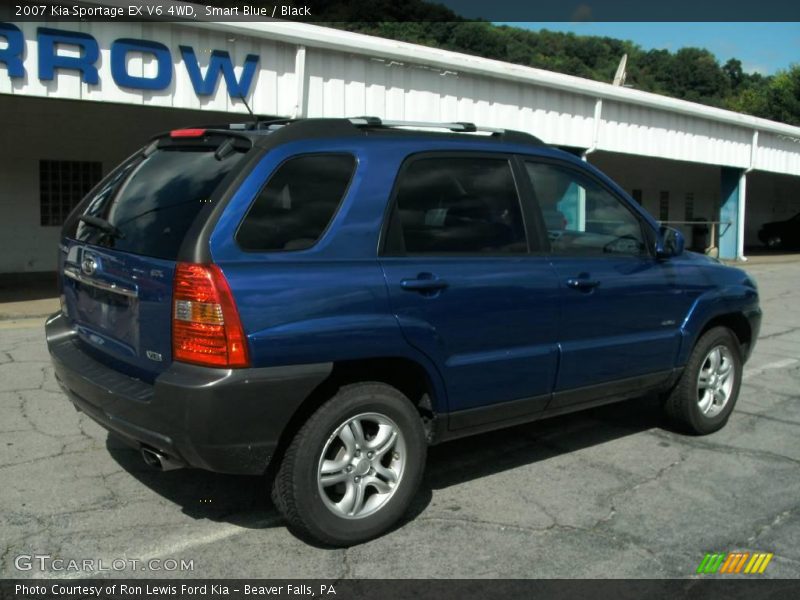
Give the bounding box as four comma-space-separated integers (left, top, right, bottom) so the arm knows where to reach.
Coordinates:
81, 256, 97, 276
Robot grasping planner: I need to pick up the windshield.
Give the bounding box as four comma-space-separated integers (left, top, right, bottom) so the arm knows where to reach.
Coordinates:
65, 145, 246, 259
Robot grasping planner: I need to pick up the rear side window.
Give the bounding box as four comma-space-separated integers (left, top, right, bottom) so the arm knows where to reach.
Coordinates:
66, 145, 246, 259
388, 156, 527, 255
236, 154, 355, 251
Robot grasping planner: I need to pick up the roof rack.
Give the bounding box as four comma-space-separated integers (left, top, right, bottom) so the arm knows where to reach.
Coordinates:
165, 117, 545, 145
347, 116, 543, 144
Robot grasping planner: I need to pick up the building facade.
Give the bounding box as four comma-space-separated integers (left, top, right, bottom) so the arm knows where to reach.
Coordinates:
1, 16, 799, 273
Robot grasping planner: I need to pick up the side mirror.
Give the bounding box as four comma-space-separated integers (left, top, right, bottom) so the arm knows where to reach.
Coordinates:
655, 226, 685, 259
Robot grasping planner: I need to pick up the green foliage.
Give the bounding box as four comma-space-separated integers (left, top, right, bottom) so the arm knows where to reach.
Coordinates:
727, 66, 800, 125
330, 18, 799, 126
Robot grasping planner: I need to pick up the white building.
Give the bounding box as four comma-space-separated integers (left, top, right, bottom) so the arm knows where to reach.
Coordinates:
1, 13, 799, 273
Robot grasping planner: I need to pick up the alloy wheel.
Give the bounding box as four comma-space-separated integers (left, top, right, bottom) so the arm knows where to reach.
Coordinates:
316, 412, 406, 519
696, 345, 736, 418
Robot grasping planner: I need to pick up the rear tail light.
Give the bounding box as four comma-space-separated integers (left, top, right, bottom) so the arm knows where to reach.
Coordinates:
172, 263, 249, 368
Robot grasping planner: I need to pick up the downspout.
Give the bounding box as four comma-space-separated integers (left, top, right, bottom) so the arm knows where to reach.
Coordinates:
738, 130, 758, 261
292, 45, 307, 119
582, 98, 603, 161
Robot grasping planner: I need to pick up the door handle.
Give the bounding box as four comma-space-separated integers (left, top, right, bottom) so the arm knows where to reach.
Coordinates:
566, 278, 600, 291
400, 276, 449, 293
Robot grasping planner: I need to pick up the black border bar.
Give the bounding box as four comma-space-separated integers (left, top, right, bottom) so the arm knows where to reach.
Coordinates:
3, 579, 800, 600
2, 0, 799, 23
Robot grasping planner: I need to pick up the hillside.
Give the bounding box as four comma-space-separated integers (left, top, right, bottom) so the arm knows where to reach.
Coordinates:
321, 15, 799, 126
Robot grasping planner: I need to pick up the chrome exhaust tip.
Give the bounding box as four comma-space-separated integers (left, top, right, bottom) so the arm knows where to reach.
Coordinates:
141, 447, 184, 471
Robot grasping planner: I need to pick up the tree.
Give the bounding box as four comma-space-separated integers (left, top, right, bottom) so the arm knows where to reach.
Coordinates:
723, 58, 745, 91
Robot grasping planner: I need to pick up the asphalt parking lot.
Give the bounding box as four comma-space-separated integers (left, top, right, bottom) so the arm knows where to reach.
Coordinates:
1, 261, 799, 579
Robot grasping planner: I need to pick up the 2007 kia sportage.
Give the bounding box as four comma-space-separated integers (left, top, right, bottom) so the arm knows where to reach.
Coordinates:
46, 117, 761, 546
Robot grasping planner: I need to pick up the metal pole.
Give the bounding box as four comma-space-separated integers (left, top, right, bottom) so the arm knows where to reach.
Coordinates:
292, 45, 307, 119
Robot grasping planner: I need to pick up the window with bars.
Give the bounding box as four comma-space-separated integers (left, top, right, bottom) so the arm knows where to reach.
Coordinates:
659, 191, 670, 222
40, 160, 103, 226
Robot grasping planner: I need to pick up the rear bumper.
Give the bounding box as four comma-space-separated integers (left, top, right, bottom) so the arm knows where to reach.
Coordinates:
45, 312, 332, 475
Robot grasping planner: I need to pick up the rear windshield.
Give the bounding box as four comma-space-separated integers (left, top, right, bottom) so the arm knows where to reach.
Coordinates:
64, 144, 246, 259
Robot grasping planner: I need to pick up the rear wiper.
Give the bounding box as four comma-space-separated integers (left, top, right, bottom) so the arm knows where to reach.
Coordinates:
214, 138, 236, 161
78, 215, 125, 239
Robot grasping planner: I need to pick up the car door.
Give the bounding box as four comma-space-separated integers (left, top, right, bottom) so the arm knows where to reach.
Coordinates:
379, 153, 560, 425
522, 159, 695, 408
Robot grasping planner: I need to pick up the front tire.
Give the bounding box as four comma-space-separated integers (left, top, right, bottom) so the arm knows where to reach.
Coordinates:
271, 382, 427, 546
664, 326, 743, 434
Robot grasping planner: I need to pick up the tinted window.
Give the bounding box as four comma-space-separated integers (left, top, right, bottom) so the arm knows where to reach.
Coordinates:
68, 146, 245, 259
237, 154, 355, 251
391, 157, 527, 254
525, 162, 648, 256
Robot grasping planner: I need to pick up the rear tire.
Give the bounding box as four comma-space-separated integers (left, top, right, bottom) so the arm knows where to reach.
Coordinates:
271, 382, 427, 546
664, 326, 742, 434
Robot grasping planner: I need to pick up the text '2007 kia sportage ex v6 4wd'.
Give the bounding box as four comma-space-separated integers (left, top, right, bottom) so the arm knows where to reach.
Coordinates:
46, 118, 761, 546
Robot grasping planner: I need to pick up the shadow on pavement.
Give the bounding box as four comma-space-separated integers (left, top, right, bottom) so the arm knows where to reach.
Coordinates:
105, 437, 279, 528
0, 272, 58, 303
106, 393, 666, 540
424, 394, 665, 491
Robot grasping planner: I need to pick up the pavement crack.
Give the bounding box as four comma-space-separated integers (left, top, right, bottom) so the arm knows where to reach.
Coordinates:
756, 326, 800, 341
0, 444, 91, 470
340, 548, 354, 579
736, 410, 800, 427
592, 451, 687, 530
416, 514, 668, 574
0, 544, 12, 570
417, 513, 558, 534
746, 504, 800, 544
650, 430, 800, 467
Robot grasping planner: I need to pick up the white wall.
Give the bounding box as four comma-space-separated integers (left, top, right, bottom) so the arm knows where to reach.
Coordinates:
0, 95, 237, 272
3, 20, 800, 177
589, 152, 721, 243
2, 21, 298, 116
599, 100, 752, 169
0, 95, 796, 274
303, 48, 596, 149
592, 151, 800, 250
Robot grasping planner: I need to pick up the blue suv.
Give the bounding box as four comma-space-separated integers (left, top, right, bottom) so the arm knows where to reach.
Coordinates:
46, 118, 761, 545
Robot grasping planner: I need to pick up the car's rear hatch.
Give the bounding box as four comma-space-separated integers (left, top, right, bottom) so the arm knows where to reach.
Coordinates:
59, 130, 252, 382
